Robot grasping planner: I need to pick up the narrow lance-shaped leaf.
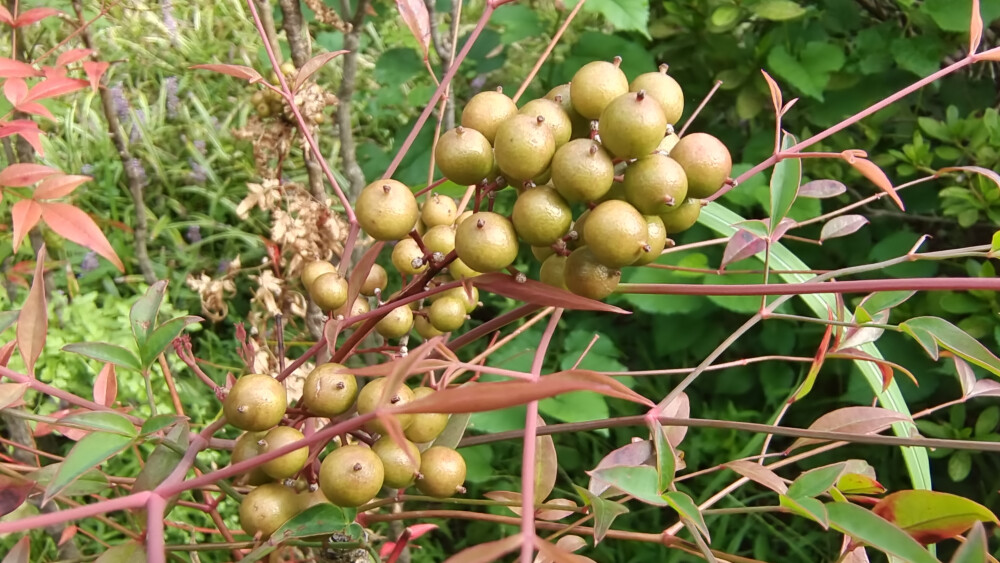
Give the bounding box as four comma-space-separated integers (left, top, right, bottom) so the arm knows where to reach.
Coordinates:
826, 502, 938, 563
780, 494, 829, 528
787, 407, 909, 451
788, 462, 849, 499
821, 215, 869, 241
39, 202, 124, 271
11, 199, 42, 251
900, 316, 1000, 378
969, 0, 983, 54
573, 485, 629, 544
0, 310, 18, 333
63, 342, 142, 372
663, 491, 710, 541
60, 411, 137, 436
0, 57, 41, 78
937, 165, 1000, 191
130, 281, 168, 349
0, 163, 60, 187
534, 416, 558, 504
44, 431, 133, 503
443, 533, 523, 563
724, 460, 788, 495
792, 310, 833, 401
140, 315, 202, 369
396, 0, 430, 60
190, 63, 264, 83
0, 120, 45, 156
23, 77, 88, 103
55, 48, 94, 67
16, 247, 47, 377
82, 61, 108, 92
842, 152, 904, 210
293, 50, 350, 91
1, 536, 29, 563
0, 383, 29, 410
799, 179, 846, 199
0, 6, 12, 25
587, 465, 665, 506
872, 490, 999, 545
760, 69, 782, 115
769, 133, 801, 228
650, 420, 675, 494
13, 7, 61, 27
720, 229, 766, 270
93, 363, 117, 407
33, 174, 91, 199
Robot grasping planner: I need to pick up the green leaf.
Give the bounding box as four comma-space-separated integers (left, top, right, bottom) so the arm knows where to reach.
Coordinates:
140, 315, 201, 368
949, 522, 988, 563
130, 281, 167, 350
920, 0, 1000, 32
710, 5, 741, 29
94, 541, 146, 563
132, 423, 188, 494
587, 465, 666, 506
539, 391, 608, 425
827, 502, 938, 563
651, 420, 675, 494
991, 230, 1000, 253
27, 465, 109, 497
62, 342, 141, 372
60, 412, 137, 437
374, 48, 422, 84
948, 451, 972, 482
273, 504, 357, 540
766, 42, 844, 101
891, 36, 947, 78
576, 0, 650, 38
769, 134, 802, 227
574, 485, 629, 544
900, 317, 1000, 378
663, 491, 709, 540
0, 310, 18, 334
44, 432, 133, 503
787, 463, 847, 499
490, 5, 543, 42
974, 406, 999, 437
780, 494, 829, 528
141, 414, 183, 435
750, 0, 806, 20
860, 291, 916, 313
704, 271, 765, 314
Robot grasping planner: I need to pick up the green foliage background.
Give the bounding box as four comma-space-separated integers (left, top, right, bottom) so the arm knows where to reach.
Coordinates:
2, 0, 1000, 560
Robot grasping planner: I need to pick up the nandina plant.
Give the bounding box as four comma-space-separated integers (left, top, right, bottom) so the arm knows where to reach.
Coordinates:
2, 1, 1000, 562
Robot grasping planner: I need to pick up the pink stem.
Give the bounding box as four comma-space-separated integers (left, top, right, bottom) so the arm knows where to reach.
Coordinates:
146, 494, 167, 563
0, 366, 142, 424
520, 308, 564, 562
383, 6, 495, 180
0, 491, 151, 535
619, 277, 1000, 296
711, 55, 976, 201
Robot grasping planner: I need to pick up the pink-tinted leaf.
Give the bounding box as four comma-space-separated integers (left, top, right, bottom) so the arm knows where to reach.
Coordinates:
1, 533, 29, 562
34, 174, 91, 199
444, 533, 523, 563
379, 523, 440, 558
554, 535, 587, 553
24, 77, 88, 103
0, 163, 60, 187
873, 490, 999, 545
969, 379, 1000, 399
473, 273, 630, 314
94, 363, 117, 406
190, 63, 264, 83
954, 357, 976, 397
832, 348, 911, 391
799, 179, 847, 199
840, 538, 870, 563
82, 61, 109, 92
725, 460, 788, 494
485, 491, 525, 516
820, 215, 868, 241
836, 308, 888, 351
535, 416, 558, 504
396, 0, 431, 59
0, 382, 29, 409
901, 316, 1000, 378
0, 341, 16, 367
970, 0, 983, 54
16, 247, 47, 378
842, 153, 904, 210
11, 199, 43, 251
768, 217, 797, 242
3, 77, 27, 105
294, 50, 350, 91
655, 391, 690, 447
0, 476, 34, 519
787, 407, 910, 451
792, 308, 834, 402
0, 120, 45, 155
13, 7, 61, 27
15, 101, 54, 120
588, 465, 666, 505
58, 525, 77, 547
588, 440, 652, 495
536, 498, 579, 521
347, 241, 384, 309
0, 57, 41, 78
56, 48, 94, 67
780, 98, 799, 116
0, 6, 12, 25
397, 370, 652, 416
937, 165, 1000, 191
39, 202, 125, 271
720, 229, 766, 269
534, 536, 595, 563
760, 69, 782, 116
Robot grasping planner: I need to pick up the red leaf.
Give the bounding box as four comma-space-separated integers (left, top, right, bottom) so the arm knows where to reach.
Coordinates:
1, 535, 30, 562
970, 0, 983, 54
38, 202, 125, 271
395, 0, 430, 60
15, 101, 55, 120
347, 241, 385, 309
13, 7, 61, 27
0, 342, 17, 368
0, 57, 41, 78
787, 406, 910, 451
0, 163, 61, 187
190, 63, 264, 83
294, 50, 350, 91
0, 6, 13, 25
725, 460, 788, 494
760, 70, 782, 117
3, 77, 27, 105
0, 120, 45, 156
82, 61, 109, 92
799, 179, 847, 199
720, 229, 766, 270
443, 533, 523, 563
820, 215, 869, 241
56, 48, 94, 67
380, 524, 439, 558
94, 363, 117, 406
24, 77, 88, 103
16, 247, 48, 378
842, 153, 904, 210
34, 174, 91, 199
11, 199, 43, 251
58, 525, 77, 547
472, 273, 630, 314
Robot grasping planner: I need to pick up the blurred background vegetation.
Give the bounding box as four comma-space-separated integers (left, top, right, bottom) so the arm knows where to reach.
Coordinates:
2, 0, 1000, 560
